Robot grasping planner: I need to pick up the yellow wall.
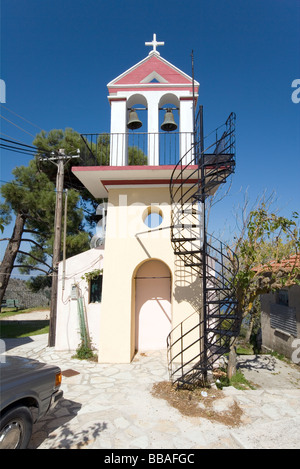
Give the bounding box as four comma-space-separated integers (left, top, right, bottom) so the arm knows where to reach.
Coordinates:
98, 186, 202, 363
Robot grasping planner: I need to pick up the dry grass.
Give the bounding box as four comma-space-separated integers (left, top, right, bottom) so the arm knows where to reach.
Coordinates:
151, 381, 243, 427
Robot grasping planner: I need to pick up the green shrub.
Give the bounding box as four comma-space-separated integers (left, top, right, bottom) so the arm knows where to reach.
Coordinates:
73, 342, 97, 361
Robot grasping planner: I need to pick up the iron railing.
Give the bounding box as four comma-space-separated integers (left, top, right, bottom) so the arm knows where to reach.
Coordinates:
168, 112, 239, 387
80, 131, 194, 166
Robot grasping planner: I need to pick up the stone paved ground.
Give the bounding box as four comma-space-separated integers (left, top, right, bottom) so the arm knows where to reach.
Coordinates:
2, 333, 300, 449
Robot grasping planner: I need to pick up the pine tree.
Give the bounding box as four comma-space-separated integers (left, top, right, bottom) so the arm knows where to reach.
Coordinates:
0, 158, 90, 308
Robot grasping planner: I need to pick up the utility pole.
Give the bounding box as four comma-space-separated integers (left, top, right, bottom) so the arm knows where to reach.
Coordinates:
41, 149, 80, 347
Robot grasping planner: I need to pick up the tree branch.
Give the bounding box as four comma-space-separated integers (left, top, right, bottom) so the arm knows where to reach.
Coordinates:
17, 250, 52, 270
12, 265, 51, 275
20, 238, 45, 250
23, 229, 42, 235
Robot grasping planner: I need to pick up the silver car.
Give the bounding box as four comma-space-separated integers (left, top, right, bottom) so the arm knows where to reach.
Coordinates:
0, 356, 63, 449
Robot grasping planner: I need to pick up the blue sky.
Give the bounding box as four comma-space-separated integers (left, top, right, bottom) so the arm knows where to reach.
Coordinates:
1, 0, 300, 250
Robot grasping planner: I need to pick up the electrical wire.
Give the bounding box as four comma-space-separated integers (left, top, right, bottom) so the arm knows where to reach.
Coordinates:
0, 132, 29, 145
0, 143, 37, 157
0, 136, 41, 151
0, 137, 88, 194
0, 114, 36, 137
0, 137, 55, 158
0, 104, 44, 131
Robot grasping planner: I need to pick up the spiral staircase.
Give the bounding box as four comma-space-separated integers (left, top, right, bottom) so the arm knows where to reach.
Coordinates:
167, 111, 239, 387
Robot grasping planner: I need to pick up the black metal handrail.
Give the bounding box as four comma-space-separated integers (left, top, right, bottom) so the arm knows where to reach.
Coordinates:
167, 112, 239, 387
80, 131, 194, 166
167, 233, 239, 385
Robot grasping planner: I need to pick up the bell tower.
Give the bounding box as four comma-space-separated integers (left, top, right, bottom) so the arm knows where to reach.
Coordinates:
73, 35, 203, 364
60, 34, 237, 383
107, 33, 199, 166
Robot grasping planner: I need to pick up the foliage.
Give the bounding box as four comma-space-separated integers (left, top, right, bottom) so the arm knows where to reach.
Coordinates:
216, 369, 256, 390
81, 269, 103, 282
86, 134, 147, 167
0, 127, 147, 303
0, 158, 90, 277
73, 342, 97, 361
0, 153, 91, 304
128, 146, 147, 165
33, 127, 101, 232
224, 201, 300, 376
33, 128, 147, 230
25, 275, 52, 292
232, 204, 300, 320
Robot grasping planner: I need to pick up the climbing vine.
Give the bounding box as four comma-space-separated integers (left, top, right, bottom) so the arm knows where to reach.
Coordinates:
81, 269, 103, 282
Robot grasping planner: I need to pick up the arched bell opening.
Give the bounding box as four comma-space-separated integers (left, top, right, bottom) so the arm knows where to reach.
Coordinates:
159, 93, 180, 165
126, 94, 148, 165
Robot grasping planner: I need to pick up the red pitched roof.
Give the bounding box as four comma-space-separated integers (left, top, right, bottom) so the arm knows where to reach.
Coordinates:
253, 254, 300, 273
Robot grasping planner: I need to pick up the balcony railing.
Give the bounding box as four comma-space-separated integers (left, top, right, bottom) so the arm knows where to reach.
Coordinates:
80, 132, 194, 167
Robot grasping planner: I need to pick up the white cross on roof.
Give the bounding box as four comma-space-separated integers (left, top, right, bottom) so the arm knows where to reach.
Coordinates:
145, 33, 165, 55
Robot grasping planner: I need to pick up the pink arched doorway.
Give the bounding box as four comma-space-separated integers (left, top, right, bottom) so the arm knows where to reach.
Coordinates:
135, 259, 172, 351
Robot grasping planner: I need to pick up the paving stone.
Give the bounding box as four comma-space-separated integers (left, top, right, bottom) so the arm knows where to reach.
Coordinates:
131, 435, 149, 449
114, 417, 131, 429
2, 335, 300, 449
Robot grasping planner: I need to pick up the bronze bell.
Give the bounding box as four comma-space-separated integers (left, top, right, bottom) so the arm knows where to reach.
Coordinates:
127, 109, 142, 130
161, 109, 177, 132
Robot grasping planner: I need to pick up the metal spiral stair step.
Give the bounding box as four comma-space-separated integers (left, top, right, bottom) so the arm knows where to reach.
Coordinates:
206, 328, 236, 336
199, 154, 235, 166
183, 262, 204, 267
207, 313, 239, 319
174, 349, 229, 385
172, 223, 199, 229
173, 249, 203, 255
206, 298, 237, 304
171, 237, 198, 242
179, 209, 201, 215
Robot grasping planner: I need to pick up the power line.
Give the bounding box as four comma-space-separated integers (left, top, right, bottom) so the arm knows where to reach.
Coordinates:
0, 136, 41, 151
0, 136, 74, 157
0, 104, 44, 131
0, 137, 55, 158
0, 137, 88, 194
0, 114, 36, 137
0, 143, 37, 157
0, 132, 29, 145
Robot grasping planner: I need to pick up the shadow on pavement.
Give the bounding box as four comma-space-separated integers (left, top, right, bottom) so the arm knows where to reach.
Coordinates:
237, 355, 277, 373
29, 396, 108, 449
1, 336, 36, 351
29, 398, 83, 449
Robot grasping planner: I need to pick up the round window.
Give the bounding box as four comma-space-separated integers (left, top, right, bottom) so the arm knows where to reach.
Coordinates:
143, 206, 163, 228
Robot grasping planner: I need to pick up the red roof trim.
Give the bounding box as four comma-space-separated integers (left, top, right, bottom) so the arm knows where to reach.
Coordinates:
108, 86, 196, 93
102, 178, 199, 186
72, 164, 198, 172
